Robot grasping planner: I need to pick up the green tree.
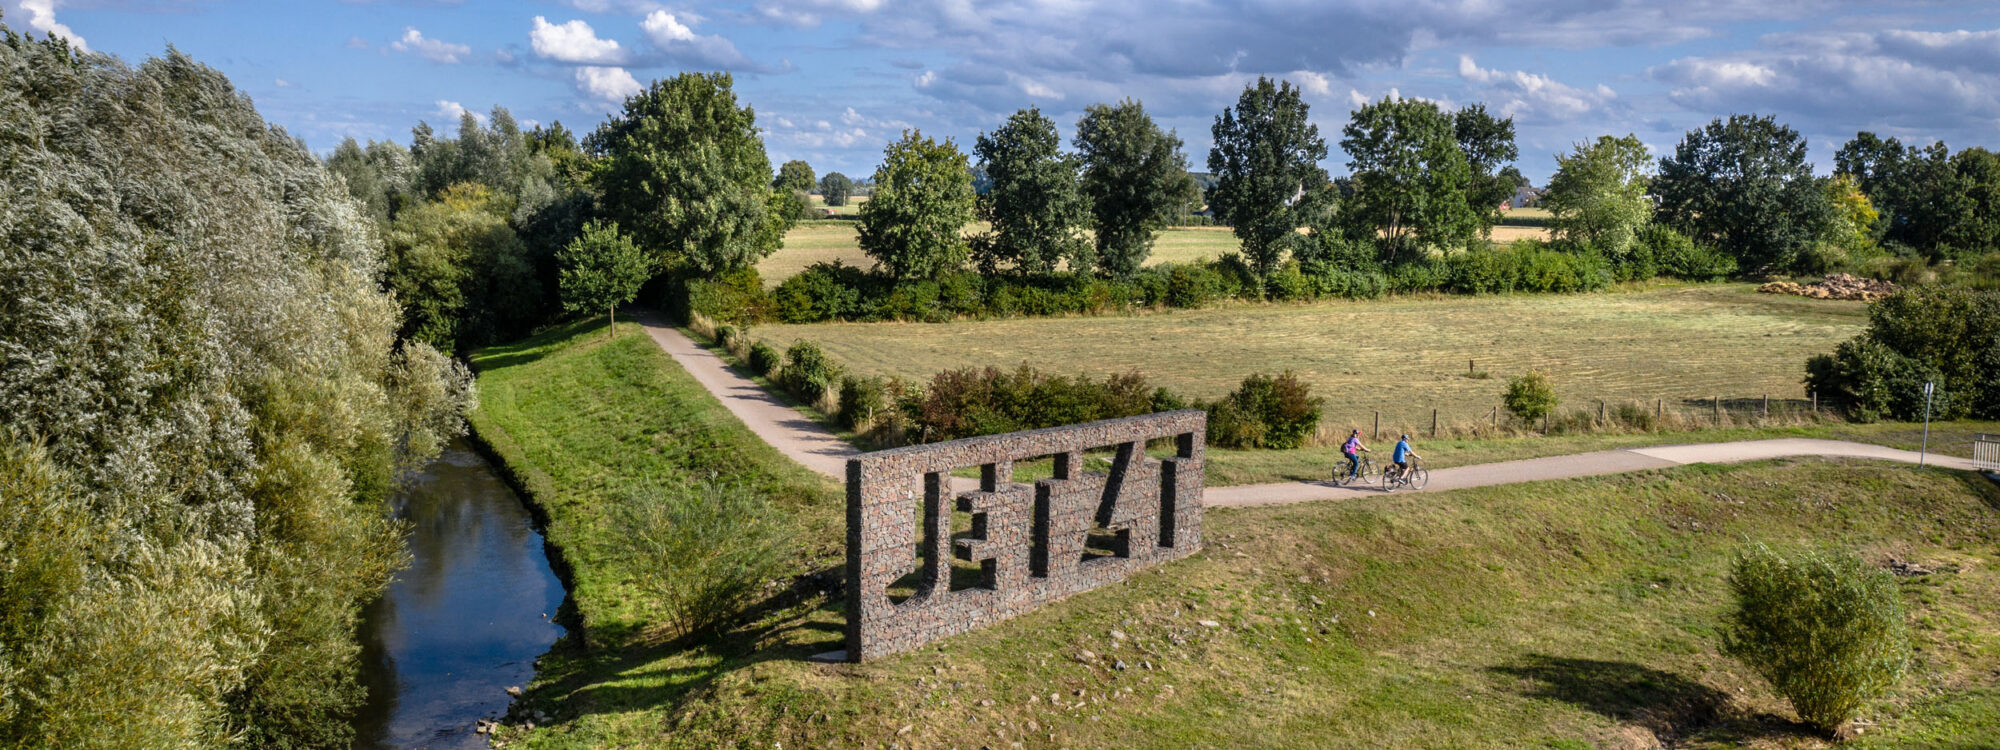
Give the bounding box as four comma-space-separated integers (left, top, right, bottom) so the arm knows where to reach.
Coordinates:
558, 221, 652, 338
972, 107, 1092, 275
1654, 114, 1832, 273
382, 183, 542, 354
1947, 147, 2000, 255
591, 72, 781, 274
1208, 77, 1331, 280
1821, 174, 1880, 256
1074, 99, 1197, 277
1340, 96, 1478, 266
1542, 134, 1654, 258
775, 159, 815, 192
1454, 103, 1520, 233
858, 130, 977, 280
819, 171, 854, 206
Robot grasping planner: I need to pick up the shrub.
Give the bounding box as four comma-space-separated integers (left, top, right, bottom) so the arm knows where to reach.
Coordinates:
837, 375, 888, 431
714, 324, 739, 349
771, 261, 865, 323
748, 341, 783, 378
685, 266, 772, 323
1164, 263, 1226, 308
1504, 372, 1559, 423
1805, 286, 1999, 421
903, 366, 1166, 442
614, 482, 791, 638
1722, 545, 1909, 735
782, 340, 843, 404
1207, 371, 1323, 449
1643, 225, 1737, 280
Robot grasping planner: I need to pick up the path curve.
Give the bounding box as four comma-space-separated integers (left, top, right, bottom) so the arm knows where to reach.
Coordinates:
637, 315, 1980, 506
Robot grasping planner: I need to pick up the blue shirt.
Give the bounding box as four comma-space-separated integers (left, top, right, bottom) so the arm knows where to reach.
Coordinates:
1393, 440, 1411, 462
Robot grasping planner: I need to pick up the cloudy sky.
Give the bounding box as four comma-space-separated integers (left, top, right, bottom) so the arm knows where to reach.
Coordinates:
11, 0, 2000, 182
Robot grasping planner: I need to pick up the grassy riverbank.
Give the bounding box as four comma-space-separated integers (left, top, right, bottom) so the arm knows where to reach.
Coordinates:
466, 316, 2000, 748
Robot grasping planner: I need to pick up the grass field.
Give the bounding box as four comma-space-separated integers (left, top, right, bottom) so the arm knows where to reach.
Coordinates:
755, 283, 1869, 431
471, 318, 2000, 749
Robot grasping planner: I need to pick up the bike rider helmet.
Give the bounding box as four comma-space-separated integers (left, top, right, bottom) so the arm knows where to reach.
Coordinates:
1400, 434, 1409, 440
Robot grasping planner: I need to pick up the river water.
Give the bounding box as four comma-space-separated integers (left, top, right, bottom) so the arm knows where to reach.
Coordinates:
351, 439, 567, 749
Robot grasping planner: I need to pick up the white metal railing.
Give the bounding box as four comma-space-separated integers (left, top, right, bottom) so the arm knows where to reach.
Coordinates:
1976, 434, 2000, 472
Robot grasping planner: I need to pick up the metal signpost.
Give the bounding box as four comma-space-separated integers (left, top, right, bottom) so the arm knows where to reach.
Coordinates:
1920, 381, 1934, 468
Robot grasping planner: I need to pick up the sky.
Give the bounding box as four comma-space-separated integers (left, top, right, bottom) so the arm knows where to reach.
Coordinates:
10, 0, 2000, 184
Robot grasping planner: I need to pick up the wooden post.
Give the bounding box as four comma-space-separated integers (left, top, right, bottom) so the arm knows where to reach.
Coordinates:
1490, 406, 1498, 427
1598, 400, 1606, 424
1373, 411, 1380, 440
1656, 398, 1664, 421
1812, 392, 1818, 415
1762, 394, 1769, 419
1469, 359, 1475, 376
1714, 396, 1721, 426
1430, 408, 1439, 438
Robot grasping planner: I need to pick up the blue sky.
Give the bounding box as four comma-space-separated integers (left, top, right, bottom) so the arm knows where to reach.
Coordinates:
11, 0, 2000, 183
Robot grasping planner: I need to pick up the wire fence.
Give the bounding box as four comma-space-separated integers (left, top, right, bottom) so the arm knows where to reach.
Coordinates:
1317, 394, 1835, 445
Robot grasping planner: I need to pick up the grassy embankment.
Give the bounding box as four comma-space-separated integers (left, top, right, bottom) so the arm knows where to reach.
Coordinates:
470, 315, 2000, 749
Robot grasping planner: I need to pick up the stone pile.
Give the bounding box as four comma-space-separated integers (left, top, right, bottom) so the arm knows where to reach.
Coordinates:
1757, 273, 1899, 301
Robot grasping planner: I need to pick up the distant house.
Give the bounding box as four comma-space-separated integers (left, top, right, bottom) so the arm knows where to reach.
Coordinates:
1508, 185, 1543, 209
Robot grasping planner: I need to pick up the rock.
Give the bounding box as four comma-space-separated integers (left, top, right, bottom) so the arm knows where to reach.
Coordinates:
897, 724, 914, 736
1109, 629, 1127, 642
1076, 649, 1097, 662
979, 699, 994, 707
505, 685, 523, 697
1113, 660, 1128, 671
1198, 619, 1221, 628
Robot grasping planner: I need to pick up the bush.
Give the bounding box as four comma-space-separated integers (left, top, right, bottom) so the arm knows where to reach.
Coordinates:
748, 341, 783, 378
1643, 225, 1737, 280
837, 375, 887, 431
903, 366, 1164, 443
1206, 371, 1323, 449
782, 340, 842, 404
772, 261, 866, 323
1504, 372, 1559, 423
1722, 545, 1909, 735
1805, 287, 1999, 421
685, 266, 773, 323
1163, 263, 1227, 308
614, 482, 791, 638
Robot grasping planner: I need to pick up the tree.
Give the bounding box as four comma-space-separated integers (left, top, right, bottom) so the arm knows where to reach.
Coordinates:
1723, 545, 1908, 736
1947, 147, 2000, 256
1454, 103, 1520, 232
1208, 77, 1330, 281
1504, 372, 1559, 423
972, 107, 1092, 275
590, 72, 781, 275
1654, 114, 1832, 273
857, 130, 977, 280
1542, 134, 1654, 258
775, 159, 815, 192
1340, 96, 1477, 266
558, 221, 652, 338
819, 171, 854, 206
1820, 174, 1880, 256
382, 183, 542, 353
1074, 99, 1197, 277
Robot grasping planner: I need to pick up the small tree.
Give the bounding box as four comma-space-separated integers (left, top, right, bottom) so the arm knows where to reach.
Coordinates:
1208, 77, 1330, 282
1503, 372, 1558, 423
557, 220, 652, 338
972, 107, 1092, 275
1723, 545, 1909, 736
858, 130, 976, 280
818, 171, 854, 207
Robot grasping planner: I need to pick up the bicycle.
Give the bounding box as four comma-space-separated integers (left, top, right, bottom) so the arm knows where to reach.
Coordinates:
1382, 458, 1430, 492
1331, 454, 1379, 486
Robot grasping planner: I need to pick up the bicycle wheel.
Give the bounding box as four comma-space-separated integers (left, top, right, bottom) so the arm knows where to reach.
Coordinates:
1381, 470, 1399, 492
1408, 467, 1430, 490
1331, 462, 1356, 486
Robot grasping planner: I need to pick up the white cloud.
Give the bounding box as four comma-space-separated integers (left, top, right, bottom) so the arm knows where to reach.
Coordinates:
391, 27, 471, 64
345, 36, 370, 50
531, 16, 627, 64
434, 100, 485, 124
640, 10, 761, 70
576, 65, 643, 102
275, 78, 293, 88
2, 0, 86, 50
1456, 55, 1616, 121
563, 0, 666, 13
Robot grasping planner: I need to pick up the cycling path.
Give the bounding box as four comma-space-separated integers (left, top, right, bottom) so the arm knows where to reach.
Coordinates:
637, 314, 1979, 507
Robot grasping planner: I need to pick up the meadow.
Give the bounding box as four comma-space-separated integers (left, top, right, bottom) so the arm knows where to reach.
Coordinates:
758, 204, 1555, 284
471, 320, 2000, 749
755, 283, 1868, 433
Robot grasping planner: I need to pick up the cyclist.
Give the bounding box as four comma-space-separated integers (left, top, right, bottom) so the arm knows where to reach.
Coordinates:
1341, 429, 1369, 481
1387, 434, 1420, 481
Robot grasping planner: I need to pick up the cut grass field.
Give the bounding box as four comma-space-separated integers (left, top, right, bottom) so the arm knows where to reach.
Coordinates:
757, 223, 1249, 284
472, 317, 2000, 749
757, 283, 1869, 430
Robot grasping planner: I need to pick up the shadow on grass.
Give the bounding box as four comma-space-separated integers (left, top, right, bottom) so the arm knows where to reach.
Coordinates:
471, 316, 615, 373
1488, 655, 1735, 744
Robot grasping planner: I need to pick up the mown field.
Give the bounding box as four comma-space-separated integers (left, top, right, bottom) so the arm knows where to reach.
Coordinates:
757, 283, 1868, 432
469, 318, 2000, 749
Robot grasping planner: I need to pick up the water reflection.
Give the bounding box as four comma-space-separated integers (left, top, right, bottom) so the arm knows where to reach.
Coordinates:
352, 439, 567, 749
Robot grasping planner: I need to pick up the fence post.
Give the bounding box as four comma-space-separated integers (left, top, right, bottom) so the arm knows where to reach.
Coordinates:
1812, 392, 1818, 415
1431, 408, 1439, 438
1490, 406, 1498, 427
1469, 359, 1475, 377
1762, 394, 1769, 420
1713, 396, 1721, 426
1598, 400, 1605, 424
1656, 398, 1663, 421
1373, 411, 1380, 440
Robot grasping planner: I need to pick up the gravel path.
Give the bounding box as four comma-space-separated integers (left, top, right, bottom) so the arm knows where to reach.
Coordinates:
638, 314, 1978, 506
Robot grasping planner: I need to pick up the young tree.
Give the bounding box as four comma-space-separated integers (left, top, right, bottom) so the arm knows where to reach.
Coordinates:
1542, 134, 1654, 258
1208, 77, 1330, 281
819, 171, 854, 206
557, 221, 652, 338
590, 72, 781, 274
858, 130, 977, 280
1454, 103, 1520, 232
1340, 96, 1477, 266
1654, 114, 1832, 273
1821, 174, 1880, 255
1074, 99, 1197, 277
972, 107, 1093, 275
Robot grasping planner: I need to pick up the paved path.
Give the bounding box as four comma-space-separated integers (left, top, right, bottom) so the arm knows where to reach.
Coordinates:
637, 314, 1979, 505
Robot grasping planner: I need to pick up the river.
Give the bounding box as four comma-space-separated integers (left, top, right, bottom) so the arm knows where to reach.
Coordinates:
351, 439, 567, 749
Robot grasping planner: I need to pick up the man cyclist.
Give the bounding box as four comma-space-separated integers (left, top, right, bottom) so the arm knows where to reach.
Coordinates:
1388, 434, 1420, 481
1341, 429, 1369, 481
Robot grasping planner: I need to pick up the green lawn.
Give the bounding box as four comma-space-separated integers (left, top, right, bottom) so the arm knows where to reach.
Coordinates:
472, 317, 2000, 749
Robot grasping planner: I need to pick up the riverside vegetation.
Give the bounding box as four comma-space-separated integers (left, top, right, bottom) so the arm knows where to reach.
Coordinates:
469, 318, 2000, 748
